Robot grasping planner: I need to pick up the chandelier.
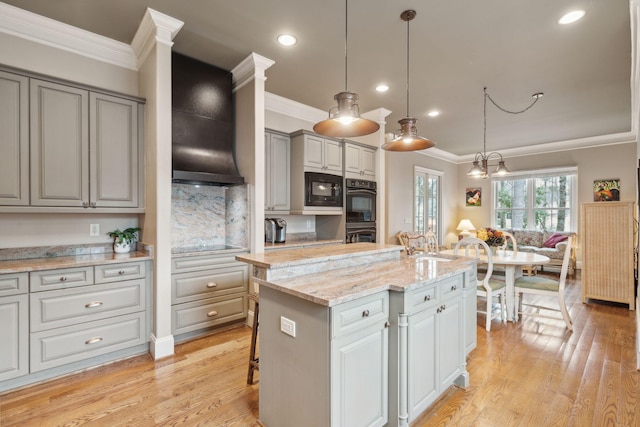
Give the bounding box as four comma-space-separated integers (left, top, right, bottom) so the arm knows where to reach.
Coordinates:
467, 87, 543, 179
313, 0, 380, 138
382, 10, 435, 152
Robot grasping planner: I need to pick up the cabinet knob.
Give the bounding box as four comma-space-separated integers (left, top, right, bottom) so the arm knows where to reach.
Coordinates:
424, 295, 431, 302
82, 202, 89, 208
451, 285, 457, 291
85, 337, 103, 345
90, 202, 97, 208
85, 301, 103, 308
362, 309, 370, 317
384, 321, 391, 328
207, 310, 218, 317
60, 276, 67, 282
207, 282, 218, 288
118, 270, 125, 275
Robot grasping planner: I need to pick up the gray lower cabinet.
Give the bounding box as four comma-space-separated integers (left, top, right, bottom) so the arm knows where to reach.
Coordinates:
463, 269, 477, 356
0, 272, 29, 381
171, 253, 249, 337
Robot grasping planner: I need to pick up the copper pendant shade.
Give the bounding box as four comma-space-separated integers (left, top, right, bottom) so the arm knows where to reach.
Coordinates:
383, 10, 435, 152
313, 91, 380, 138
313, 0, 380, 138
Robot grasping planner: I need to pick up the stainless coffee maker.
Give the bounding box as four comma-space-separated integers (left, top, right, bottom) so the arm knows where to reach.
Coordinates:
265, 218, 287, 243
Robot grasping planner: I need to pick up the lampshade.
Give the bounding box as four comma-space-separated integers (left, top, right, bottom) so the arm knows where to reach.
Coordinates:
313, 1, 380, 138
456, 219, 476, 232
382, 10, 435, 152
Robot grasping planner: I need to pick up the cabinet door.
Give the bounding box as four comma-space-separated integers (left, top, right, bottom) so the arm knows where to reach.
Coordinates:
463, 270, 478, 356
408, 305, 438, 421
303, 134, 325, 170
265, 132, 290, 211
30, 79, 89, 207
331, 323, 388, 427
90, 92, 139, 208
0, 294, 28, 381
361, 147, 376, 179
344, 144, 361, 176
0, 71, 29, 206
324, 139, 343, 173
438, 298, 463, 389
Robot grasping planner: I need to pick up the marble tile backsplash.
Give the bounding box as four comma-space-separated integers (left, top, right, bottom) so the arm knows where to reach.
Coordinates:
171, 183, 249, 252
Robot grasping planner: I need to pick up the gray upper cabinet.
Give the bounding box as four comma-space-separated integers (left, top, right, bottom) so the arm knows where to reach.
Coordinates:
30, 79, 90, 207
265, 130, 290, 213
0, 71, 29, 206
0, 69, 144, 212
90, 92, 139, 208
344, 142, 376, 180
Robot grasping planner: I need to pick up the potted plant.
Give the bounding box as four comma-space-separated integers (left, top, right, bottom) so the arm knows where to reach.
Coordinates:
107, 227, 141, 253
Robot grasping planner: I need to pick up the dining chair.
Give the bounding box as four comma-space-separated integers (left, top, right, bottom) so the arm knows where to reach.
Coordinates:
514, 236, 573, 330
398, 231, 426, 255
500, 231, 518, 254
454, 237, 506, 331
423, 231, 438, 254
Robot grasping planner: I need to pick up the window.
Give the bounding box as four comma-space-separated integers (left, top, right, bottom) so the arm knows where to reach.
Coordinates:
414, 167, 442, 237
493, 167, 577, 231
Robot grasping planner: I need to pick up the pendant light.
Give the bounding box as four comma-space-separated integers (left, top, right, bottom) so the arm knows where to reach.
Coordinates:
382, 10, 435, 152
313, 0, 380, 138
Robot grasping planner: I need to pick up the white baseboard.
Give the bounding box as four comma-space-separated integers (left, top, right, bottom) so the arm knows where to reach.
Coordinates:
150, 333, 175, 360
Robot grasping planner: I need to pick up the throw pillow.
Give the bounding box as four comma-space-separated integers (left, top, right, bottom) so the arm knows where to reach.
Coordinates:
543, 232, 568, 248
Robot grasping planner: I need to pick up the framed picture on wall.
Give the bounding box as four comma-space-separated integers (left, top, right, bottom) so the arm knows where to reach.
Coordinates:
466, 188, 482, 206
593, 179, 620, 201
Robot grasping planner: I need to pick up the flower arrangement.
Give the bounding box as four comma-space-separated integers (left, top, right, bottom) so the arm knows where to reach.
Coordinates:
476, 227, 504, 247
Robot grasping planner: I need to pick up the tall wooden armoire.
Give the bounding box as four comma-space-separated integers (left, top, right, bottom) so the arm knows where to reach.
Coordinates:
580, 201, 636, 310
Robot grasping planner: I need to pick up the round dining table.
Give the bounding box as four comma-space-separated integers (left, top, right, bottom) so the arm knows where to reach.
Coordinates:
440, 249, 550, 321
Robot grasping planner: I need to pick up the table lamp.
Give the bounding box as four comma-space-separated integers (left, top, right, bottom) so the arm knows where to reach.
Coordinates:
456, 219, 476, 239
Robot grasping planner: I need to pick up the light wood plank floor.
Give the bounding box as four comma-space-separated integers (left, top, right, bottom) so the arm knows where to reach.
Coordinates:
1, 272, 637, 426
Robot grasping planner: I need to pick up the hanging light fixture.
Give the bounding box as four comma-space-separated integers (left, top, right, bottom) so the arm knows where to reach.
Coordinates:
382, 10, 435, 152
313, 0, 380, 138
467, 87, 543, 179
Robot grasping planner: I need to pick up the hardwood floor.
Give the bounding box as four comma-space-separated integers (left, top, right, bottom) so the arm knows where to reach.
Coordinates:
1, 271, 637, 426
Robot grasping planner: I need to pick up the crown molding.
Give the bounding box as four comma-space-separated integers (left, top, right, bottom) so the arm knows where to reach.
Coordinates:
265, 91, 326, 124
131, 8, 184, 67
0, 2, 138, 70
231, 52, 275, 92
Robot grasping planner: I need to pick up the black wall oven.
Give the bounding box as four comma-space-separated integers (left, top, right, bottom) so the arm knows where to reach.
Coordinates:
345, 178, 377, 243
305, 172, 343, 207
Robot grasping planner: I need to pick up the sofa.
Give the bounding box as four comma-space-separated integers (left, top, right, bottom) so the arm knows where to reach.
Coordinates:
500, 229, 577, 275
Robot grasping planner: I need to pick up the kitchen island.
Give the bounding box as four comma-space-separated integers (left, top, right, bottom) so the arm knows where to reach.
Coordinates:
236, 243, 477, 427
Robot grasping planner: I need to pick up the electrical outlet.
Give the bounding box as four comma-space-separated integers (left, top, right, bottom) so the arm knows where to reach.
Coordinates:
280, 316, 296, 337
89, 224, 100, 237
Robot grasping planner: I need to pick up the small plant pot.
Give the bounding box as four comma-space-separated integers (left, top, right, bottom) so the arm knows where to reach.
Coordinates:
114, 241, 131, 254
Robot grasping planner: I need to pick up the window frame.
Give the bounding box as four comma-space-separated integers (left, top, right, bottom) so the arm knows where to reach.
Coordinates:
414, 166, 443, 241
491, 166, 578, 231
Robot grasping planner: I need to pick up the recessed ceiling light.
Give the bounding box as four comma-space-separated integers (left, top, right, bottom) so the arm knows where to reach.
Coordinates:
376, 84, 389, 92
558, 10, 585, 25
427, 110, 440, 118
277, 34, 297, 46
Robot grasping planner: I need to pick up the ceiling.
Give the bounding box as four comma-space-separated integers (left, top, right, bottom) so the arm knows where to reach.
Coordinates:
3, 0, 632, 157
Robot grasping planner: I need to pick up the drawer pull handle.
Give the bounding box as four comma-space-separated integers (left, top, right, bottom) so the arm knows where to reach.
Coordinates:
424, 295, 431, 302
118, 270, 125, 275
207, 310, 218, 317
451, 285, 457, 291
362, 309, 370, 317
384, 321, 391, 328
85, 337, 103, 345
85, 301, 103, 308
207, 282, 218, 288
60, 276, 67, 282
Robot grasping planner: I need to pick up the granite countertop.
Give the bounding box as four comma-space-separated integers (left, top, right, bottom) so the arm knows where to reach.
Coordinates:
264, 239, 343, 251
0, 250, 153, 274
171, 245, 249, 258
236, 242, 401, 270
255, 253, 476, 307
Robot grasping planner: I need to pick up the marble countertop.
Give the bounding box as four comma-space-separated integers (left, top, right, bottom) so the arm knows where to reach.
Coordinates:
0, 251, 153, 274
237, 242, 402, 270
171, 245, 249, 258
264, 239, 343, 251
255, 253, 476, 307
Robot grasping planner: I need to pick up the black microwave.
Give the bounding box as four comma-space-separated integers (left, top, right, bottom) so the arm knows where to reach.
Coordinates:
305, 172, 343, 207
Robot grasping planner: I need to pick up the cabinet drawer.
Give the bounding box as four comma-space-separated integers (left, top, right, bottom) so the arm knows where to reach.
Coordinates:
30, 279, 146, 332
405, 284, 438, 315
172, 254, 247, 274
30, 311, 146, 372
95, 261, 145, 284
171, 294, 247, 335
331, 292, 388, 339
439, 275, 463, 300
172, 266, 249, 304
30, 267, 94, 292
0, 273, 28, 297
